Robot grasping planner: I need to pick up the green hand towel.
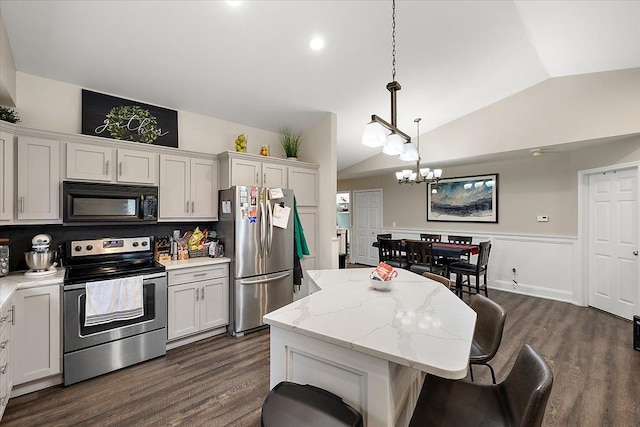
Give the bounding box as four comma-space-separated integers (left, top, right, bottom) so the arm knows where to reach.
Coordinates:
293, 197, 310, 258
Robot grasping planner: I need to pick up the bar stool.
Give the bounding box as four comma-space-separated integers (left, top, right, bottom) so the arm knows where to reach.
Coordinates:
261, 381, 364, 427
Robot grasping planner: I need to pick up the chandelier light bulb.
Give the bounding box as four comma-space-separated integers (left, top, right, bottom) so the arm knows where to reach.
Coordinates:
383, 133, 406, 155
362, 121, 388, 147
395, 171, 404, 180
419, 168, 430, 177
434, 169, 442, 178
409, 172, 417, 181
398, 143, 419, 161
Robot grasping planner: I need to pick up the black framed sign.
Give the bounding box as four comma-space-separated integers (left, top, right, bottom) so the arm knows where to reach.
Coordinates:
427, 174, 499, 223
81, 89, 178, 148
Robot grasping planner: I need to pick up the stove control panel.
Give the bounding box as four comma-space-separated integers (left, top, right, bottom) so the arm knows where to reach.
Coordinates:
70, 237, 152, 257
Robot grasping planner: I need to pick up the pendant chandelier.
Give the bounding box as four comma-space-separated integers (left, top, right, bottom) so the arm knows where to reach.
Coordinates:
361, 0, 443, 185
395, 118, 442, 184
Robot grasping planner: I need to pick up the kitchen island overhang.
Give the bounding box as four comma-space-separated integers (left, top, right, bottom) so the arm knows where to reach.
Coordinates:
263, 268, 476, 427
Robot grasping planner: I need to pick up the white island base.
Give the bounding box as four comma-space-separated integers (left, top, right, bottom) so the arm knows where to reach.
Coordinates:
270, 326, 423, 427
264, 268, 476, 427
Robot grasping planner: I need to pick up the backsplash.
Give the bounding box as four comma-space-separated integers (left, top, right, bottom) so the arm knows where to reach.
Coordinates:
0, 222, 218, 273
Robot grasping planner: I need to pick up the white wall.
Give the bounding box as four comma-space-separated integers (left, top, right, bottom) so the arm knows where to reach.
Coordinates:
14, 72, 282, 155
300, 112, 337, 270
0, 11, 16, 106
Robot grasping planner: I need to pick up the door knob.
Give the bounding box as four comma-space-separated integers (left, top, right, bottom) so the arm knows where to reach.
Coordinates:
634, 251, 638, 256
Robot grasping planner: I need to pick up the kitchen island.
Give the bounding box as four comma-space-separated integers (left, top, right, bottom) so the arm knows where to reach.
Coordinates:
263, 268, 476, 427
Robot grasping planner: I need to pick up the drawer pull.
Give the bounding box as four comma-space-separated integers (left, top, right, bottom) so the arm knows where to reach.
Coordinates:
201, 287, 204, 300
192, 273, 207, 277
0, 339, 8, 349
0, 363, 8, 374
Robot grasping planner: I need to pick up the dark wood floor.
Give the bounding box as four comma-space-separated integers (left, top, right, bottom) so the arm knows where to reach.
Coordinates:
3, 289, 639, 426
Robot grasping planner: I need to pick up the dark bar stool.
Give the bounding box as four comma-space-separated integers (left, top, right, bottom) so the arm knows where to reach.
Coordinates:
261, 381, 364, 427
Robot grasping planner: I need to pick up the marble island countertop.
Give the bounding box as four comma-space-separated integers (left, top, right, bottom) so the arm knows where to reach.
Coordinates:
0, 268, 65, 310
263, 268, 477, 379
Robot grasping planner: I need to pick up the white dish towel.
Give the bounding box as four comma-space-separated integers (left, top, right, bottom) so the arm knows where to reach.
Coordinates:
85, 276, 144, 327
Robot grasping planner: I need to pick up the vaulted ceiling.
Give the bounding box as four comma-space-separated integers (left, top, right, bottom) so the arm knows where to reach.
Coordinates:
2, 1, 639, 170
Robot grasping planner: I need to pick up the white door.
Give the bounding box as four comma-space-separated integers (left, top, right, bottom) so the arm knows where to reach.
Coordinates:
588, 167, 638, 320
200, 278, 229, 330
159, 154, 190, 219
190, 157, 216, 219
352, 190, 382, 266
117, 149, 158, 185
167, 283, 200, 340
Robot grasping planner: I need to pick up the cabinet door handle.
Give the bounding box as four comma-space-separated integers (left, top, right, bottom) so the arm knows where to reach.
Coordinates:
191, 201, 195, 213
256, 172, 259, 184
196, 289, 199, 301
186, 201, 190, 213
201, 287, 204, 300
0, 363, 7, 374
119, 162, 123, 177
263, 173, 266, 185
19, 196, 24, 213
105, 160, 109, 175
0, 339, 8, 349
11, 305, 15, 325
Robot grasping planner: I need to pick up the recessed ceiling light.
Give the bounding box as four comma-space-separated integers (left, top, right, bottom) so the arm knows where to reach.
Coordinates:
226, 1, 242, 7
309, 36, 325, 51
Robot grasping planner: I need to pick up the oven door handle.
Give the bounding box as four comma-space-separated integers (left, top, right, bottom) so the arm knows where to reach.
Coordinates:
64, 272, 167, 290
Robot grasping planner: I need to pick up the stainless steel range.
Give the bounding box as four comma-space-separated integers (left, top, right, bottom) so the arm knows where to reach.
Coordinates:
63, 236, 167, 386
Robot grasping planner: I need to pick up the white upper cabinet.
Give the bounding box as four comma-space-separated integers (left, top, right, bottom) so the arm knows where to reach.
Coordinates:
217, 151, 322, 191
229, 158, 261, 186
262, 162, 288, 188
288, 166, 318, 206
66, 142, 158, 185
0, 131, 14, 223
159, 154, 218, 221
16, 136, 60, 221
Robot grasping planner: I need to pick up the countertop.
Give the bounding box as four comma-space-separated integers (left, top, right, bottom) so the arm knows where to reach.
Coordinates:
263, 268, 477, 379
159, 257, 230, 270
0, 268, 65, 310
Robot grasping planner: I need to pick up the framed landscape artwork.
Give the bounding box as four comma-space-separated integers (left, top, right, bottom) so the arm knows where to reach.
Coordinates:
427, 174, 498, 223
81, 89, 178, 148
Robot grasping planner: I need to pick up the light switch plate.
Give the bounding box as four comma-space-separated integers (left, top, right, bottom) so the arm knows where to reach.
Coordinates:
537, 215, 549, 222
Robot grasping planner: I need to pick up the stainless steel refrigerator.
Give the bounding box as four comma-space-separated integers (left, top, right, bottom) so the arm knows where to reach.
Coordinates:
218, 186, 294, 337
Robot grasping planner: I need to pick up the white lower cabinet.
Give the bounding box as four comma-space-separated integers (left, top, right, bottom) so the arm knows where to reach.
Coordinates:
167, 264, 229, 341
0, 302, 13, 420
11, 285, 61, 386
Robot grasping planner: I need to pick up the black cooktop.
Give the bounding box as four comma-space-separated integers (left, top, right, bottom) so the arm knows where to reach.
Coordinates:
64, 258, 165, 284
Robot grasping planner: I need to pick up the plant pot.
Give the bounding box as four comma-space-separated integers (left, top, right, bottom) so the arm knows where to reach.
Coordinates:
287, 157, 298, 161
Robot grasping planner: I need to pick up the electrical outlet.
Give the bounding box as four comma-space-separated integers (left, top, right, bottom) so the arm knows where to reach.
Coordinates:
392, 221, 396, 227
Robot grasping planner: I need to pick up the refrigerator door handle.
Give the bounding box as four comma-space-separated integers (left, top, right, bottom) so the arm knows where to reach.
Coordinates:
266, 197, 273, 256
259, 198, 266, 256
239, 271, 291, 285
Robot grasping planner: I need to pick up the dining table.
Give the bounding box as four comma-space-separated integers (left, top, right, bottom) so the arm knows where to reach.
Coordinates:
372, 239, 479, 259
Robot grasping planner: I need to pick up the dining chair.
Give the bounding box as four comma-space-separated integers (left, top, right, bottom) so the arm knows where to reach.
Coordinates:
447, 235, 473, 244
448, 241, 491, 297
419, 233, 441, 243
376, 234, 393, 263
447, 235, 473, 262
405, 240, 445, 276
378, 238, 409, 269
422, 271, 452, 289
468, 294, 507, 384
376, 233, 392, 240
261, 381, 364, 427
409, 344, 553, 427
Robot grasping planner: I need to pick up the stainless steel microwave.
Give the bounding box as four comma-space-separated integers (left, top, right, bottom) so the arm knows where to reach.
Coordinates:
63, 181, 158, 225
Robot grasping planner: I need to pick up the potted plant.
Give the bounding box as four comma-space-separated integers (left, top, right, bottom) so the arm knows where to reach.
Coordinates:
0, 106, 20, 124
280, 129, 303, 160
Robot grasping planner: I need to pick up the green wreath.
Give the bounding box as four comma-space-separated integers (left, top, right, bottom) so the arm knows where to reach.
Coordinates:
105, 105, 160, 144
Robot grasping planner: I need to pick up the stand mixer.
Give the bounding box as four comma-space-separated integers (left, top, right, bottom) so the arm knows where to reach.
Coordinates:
24, 234, 57, 277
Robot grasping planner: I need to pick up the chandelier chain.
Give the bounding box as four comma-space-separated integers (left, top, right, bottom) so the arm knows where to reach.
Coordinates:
392, 0, 396, 81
